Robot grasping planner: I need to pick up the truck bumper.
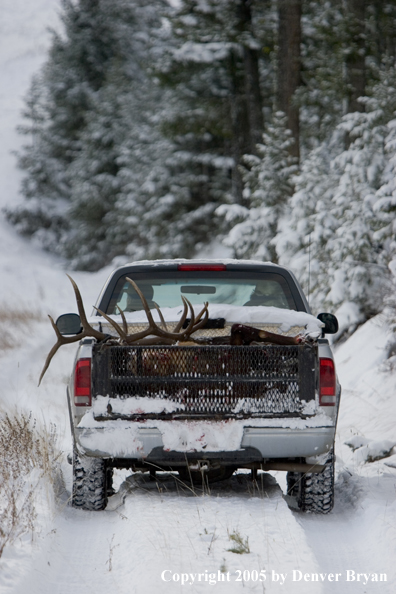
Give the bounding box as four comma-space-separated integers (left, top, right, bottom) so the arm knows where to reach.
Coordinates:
241, 426, 335, 458
75, 423, 336, 463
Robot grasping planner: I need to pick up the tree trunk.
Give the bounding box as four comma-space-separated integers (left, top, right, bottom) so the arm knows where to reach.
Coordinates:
230, 0, 264, 204
277, 0, 301, 160
345, 0, 366, 113
229, 48, 250, 204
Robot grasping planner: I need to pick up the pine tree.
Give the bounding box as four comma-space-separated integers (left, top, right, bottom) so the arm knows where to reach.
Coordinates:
276, 65, 396, 326
8, 0, 396, 292
297, 1, 396, 152
63, 76, 129, 270
144, 0, 273, 259
372, 69, 396, 283
60, 1, 169, 270
274, 139, 340, 307
297, 0, 346, 150
8, 0, 167, 266
325, 66, 396, 318
218, 112, 298, 261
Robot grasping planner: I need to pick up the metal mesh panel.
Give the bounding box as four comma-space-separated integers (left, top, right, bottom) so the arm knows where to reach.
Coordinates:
92, 344, 317, 418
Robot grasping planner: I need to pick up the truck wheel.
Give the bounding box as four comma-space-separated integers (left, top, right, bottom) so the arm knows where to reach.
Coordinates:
72, 448, 112, 511
286, 449, 334, 514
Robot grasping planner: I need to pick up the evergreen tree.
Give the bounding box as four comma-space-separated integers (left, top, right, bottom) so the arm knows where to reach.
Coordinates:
298, 1, 396, 152
7, 0, 167, 266
373, 99, 396, 278
218, 112, 298, 261
144, 0, 273, 259
297, 0, 346, 150
61, 2, 169, 270
276, 65, 396, 325
274, 141, 340, 307
63, 76, 131, 270
323, 66, 396, 318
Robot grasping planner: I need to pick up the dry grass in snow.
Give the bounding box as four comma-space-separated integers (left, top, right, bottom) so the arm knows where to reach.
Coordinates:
0, 412, 62, 558
0, 308, 43, 351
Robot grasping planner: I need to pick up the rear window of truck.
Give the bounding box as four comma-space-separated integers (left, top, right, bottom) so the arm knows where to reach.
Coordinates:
105, 271, 298, 314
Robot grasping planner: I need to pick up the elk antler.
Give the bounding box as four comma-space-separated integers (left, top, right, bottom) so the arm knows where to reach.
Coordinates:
94, 278, 209, 344
38, 275, 108, 385
39, 275, 210, 384
125, 277, 209, 340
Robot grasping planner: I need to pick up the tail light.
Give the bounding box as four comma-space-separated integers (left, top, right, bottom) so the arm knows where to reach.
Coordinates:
74, 358, 91, 406
177, 264, 227, 271
319, 358, 336, 406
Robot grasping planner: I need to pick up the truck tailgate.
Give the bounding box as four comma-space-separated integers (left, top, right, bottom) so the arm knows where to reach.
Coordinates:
92, 343, 317, 420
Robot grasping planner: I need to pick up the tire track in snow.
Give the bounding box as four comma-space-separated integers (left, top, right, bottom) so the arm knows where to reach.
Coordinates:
296, 464, 396, 592
10, 472, 325, 594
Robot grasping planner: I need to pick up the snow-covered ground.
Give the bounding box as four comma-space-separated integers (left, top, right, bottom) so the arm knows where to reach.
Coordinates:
1, 2, 396, 593
1, 257, 396, 594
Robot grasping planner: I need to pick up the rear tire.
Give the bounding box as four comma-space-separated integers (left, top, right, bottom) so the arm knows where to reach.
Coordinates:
72, 448, 112, 511
286, 449, 335, 514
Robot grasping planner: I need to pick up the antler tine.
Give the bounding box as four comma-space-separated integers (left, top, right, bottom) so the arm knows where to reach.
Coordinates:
94, 306, 127, 341
173, 296, 189, 333
190, 302, 209, 333
154, 302, 168, 331
67, 275, 105, 341
38, 315, 83, 385
117, 306, 129, 335
122, 277, 164, 343
192, 301, 209, 324
124, 278, 191, 340
180, 297, 197, 337
125, 278, 157, 327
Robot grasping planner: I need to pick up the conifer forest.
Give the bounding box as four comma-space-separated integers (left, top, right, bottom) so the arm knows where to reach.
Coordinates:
7, 0, 396, 334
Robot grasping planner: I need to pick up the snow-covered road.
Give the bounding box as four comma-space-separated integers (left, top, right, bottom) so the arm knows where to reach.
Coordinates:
0, 229, 395, 594
0, 229, 394, 594
0, 303, 395, 593
4, 435, 395, 594
9, 473, 321, 594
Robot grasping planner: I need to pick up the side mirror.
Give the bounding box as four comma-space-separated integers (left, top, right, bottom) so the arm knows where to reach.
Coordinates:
56, 313, 82, 335
317, 313, 338, 335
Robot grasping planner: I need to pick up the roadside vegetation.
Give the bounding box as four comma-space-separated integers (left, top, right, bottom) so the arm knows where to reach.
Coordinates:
0, 307, 43, 351
0, 412, 61, 558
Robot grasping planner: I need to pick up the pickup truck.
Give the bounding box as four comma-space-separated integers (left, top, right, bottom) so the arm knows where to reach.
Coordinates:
50, 260, 340, 513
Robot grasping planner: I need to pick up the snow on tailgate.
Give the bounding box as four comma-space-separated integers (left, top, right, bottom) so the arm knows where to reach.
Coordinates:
77, 411, 333, 458
90, 304, 323, 337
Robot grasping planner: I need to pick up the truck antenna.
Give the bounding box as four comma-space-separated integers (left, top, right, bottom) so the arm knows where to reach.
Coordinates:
308, 233, 311, 308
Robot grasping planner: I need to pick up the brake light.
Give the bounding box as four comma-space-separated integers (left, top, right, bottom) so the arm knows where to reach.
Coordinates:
74, 358, 91, 406
319, 358, 336, 406
177, 264, 227, 271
